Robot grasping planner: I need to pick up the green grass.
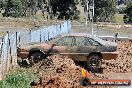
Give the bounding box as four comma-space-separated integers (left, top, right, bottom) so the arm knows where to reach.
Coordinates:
0, 68, 38, 88
98, 26, 132, 35
114, 14, 124, 23
0, 12, 61, 29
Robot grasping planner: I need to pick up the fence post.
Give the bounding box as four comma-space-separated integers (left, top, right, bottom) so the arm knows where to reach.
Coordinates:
29, 29, 31, 43
60, 24, 61, 35
7, 31, 11, 72
0, 36, 4, 80
40, 29, 41, 43
0, 36, 4, 58
15, 32, 18, 66
16, 32, 17, 47
18, 33, 21, 47
48, 32, 49, 41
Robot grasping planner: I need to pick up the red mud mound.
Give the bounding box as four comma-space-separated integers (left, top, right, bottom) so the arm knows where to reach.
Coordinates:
31, 55, 109, 88
104, 40, 132, 73
31, 55, 82, 88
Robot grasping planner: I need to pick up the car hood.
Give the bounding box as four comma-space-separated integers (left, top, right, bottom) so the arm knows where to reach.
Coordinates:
103, 41, 117, 47
93, 35, 117, 46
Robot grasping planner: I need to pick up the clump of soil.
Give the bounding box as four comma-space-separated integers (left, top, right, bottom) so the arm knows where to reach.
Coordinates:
31, 55, 82, 88
104, 40, 132, 73
30, 55, 109, 88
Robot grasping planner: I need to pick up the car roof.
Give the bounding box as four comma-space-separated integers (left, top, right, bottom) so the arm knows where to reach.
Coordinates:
61, 33, 93, 38
61, 33, 117, 46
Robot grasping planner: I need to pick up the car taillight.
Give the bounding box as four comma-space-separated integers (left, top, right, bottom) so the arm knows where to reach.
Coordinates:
17, 47, 28, 52
21, 49, 28, 52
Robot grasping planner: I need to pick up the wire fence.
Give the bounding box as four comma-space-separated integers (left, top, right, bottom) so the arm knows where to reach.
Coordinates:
0, 20, 71, 79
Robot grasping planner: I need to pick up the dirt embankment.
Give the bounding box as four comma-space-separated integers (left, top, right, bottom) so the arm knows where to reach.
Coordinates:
104, 40, 132, 73
31, 55, 82, 88
30, 55, 110, 88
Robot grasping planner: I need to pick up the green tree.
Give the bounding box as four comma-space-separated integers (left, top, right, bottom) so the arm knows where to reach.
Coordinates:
1, 0, 42, 17
0, 0, 4, 11
3, 0, 23, 17
94, 0, 116, 22
49, 0, 78, 20
123, 3, 132, 24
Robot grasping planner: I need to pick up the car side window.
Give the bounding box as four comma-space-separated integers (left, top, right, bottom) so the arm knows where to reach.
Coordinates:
88, 38, 101, 46
75, 36, 91, 46
56, 36, 75, 46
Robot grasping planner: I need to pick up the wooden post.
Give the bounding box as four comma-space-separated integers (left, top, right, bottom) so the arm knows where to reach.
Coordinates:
40, 29, 41, 43
18, 34, 20, 47
29, 29, 31, 43
16, 32, 17, 47
14, 32, 18, 66
6, 31, 10, 72
0, 36, 4, 80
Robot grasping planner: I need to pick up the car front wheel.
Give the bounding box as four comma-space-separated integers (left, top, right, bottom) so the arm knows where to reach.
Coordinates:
86, 54, 102, 72
28, 52, 45, 66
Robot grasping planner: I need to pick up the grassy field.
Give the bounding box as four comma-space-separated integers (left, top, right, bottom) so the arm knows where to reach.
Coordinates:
0, 12, 63, 37
0, 11, 63, 28
114, 14, 124, 23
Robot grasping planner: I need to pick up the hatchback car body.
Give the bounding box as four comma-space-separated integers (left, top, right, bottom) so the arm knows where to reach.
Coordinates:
17, 33, 118, 70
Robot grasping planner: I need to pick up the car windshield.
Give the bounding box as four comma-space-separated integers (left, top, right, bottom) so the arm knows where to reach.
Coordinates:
92, 35, 106, 45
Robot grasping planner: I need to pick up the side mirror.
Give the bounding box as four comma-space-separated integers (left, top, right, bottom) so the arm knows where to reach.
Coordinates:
51, 43, 56, 48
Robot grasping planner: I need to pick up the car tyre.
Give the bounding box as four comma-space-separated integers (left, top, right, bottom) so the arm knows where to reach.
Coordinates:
86, 54, 102, 72
28, 52, 45, 66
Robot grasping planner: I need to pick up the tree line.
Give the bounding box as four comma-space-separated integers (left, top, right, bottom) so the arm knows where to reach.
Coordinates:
123, 2, 132, 24
0, 0, 79, 20
0, 0, 131, 23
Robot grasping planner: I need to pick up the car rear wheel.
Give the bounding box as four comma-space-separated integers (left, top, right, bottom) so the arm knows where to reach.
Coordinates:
86, 54, 102, 72
28, 52, 45, 66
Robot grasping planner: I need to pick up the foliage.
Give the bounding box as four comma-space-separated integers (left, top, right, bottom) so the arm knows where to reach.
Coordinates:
94, 0, 116, 22
118, 7, 125, 14
123, 3, 132, 24
0, 68, 37, 88
0, 0, 79, 19
0, 0, 4, 10
2, 0, 23, 17
0, 0, 45, 17
49, 0, 79, 20
117, 0, 124, 5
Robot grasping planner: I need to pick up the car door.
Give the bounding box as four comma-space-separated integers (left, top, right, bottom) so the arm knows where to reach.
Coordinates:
87, 38, 104, 52
53, 36, 76, 59
74, 36, 101, 61
73, 36, 98, 61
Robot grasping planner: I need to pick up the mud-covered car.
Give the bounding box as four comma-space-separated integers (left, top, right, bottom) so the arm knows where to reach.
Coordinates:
17, 33, 118, 70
